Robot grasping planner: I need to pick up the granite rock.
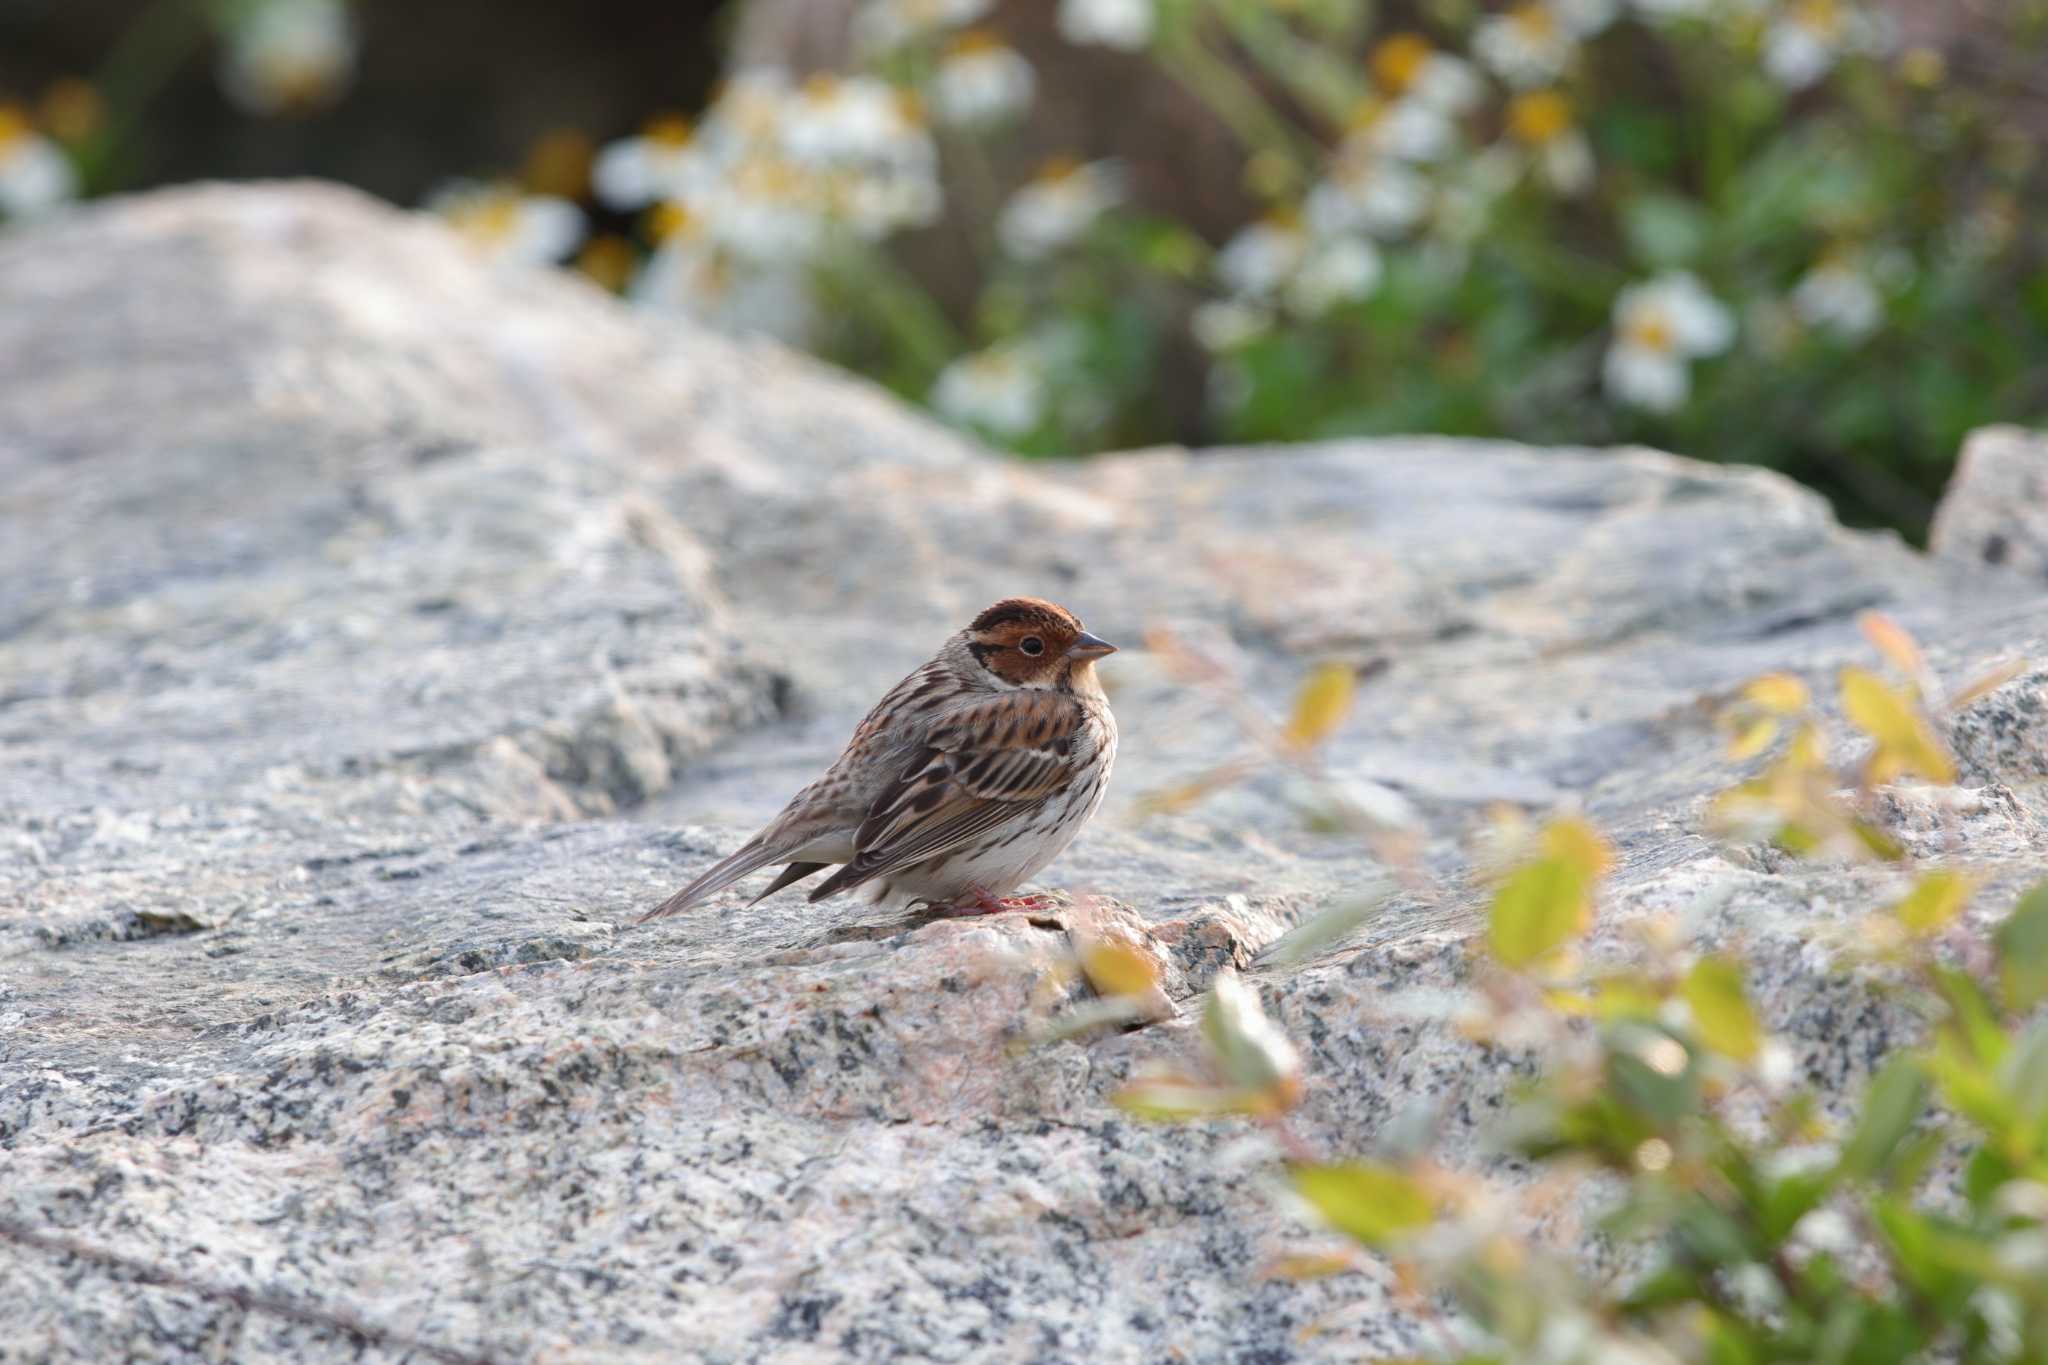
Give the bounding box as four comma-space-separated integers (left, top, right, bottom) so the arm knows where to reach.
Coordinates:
4, 184, 2048, 1362
1930, 424, 2048, 582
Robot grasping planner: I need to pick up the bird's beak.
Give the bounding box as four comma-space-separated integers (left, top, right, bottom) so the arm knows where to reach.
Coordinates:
1066, 631, 1117, 661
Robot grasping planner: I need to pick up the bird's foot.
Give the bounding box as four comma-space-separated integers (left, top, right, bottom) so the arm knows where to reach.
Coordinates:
942, 888, 1053, 917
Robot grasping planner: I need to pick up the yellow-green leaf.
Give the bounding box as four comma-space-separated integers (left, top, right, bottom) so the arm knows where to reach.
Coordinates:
1488, 857, 1590, 969
1948, 659, 2029, 713
1860, 612, 1925, 678
1081, 940, 1162, 999
1744, 673, 1811, 714
1112, 1080, 1247, 1121
1202, 970, 1303, 1099
1591, 972, 1664, 1022
1683, 956, 1762, 1062
1260, 892, 1386, 969
1285, 663, 1357, 750
1288, 1161, 1435, 1248
1892, 870, 1978, 937
1841, 666, 1954, 786
1544, 816, 1613, 880
1727, 716, 1779, 761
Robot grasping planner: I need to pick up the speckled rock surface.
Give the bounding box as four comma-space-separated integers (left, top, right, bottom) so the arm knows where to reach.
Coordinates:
1930, 424, 2048, 582
5, 184, 2048, 1363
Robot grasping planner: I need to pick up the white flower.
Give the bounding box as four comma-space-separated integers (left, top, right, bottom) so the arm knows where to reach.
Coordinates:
1057, 0, 1155, 51
782, 75, 926, 166
632, 70, 939, 267
0, 110, 77, 220
1537, 131, 1595, 195
852, 0, 993, 54
1475, 5, 1580, 88
218, 0, 357, 115
426, 182, 585, 268
1215, 217, 1308, 300
632, 234, 817, 344
997, 158, 1123, 259
1305, 154, 1431, 239
1763, 1, 1890, 90
1506, 91, 1595, 196
931, 344, 1048, 436
1603, 272, 1736, 413
1191, 299, 1274, 352
838, 165, 943, 239
592, 116, 704, 210
1360, 98, 1457, 163
1791, 255, 1883, 341
932, 32, 1035, 125
1370, 34, 1482, 114
694, 161, 829, 259
1287, 236, 1383, 315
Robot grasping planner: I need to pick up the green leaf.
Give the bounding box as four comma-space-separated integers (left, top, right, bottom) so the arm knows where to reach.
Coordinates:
1684, 956, 1763, 1062
1621, 193, 1711, 268
1892, 870, 1977, 937
1996, 1020, 2048, 1129
1995, 884, 2048, 1012
1606, 1028, 1699, 1129
1621, 1261, 1703, 1313
1872, 1198, 1960, 1303
1964, 1147, 2017, 1211
1761, 1169, 1837, 1245
1287, 1160, 1434, 1248
1841, 1057, 1928, 1183
1673, 1200, 1754, 1267
1932, 965, 2008, 1068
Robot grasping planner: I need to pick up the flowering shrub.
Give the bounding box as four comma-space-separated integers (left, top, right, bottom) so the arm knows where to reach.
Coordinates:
538, 0, 2048, 533
1066, 616, 2048, 1361
9, 0, 2047, 533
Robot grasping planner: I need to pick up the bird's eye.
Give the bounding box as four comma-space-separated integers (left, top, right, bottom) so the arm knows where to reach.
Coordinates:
1019, 636, 1044, 656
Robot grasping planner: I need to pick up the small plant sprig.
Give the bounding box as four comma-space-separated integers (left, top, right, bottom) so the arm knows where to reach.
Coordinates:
1087, 617, 2047, 1361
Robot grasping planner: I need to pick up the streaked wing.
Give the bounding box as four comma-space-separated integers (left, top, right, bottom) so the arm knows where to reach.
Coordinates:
806, 690, 1084, 901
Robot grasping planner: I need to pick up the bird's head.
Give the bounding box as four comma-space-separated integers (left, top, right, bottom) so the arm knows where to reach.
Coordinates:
961, 597, 1116, 690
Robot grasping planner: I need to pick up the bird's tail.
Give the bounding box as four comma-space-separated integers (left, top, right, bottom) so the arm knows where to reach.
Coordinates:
638, 838, 784, 923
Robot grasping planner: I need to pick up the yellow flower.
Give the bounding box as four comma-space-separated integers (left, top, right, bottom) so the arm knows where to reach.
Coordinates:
1371, 33, 1434, 93
1507, 91, 1573, 145
1506, 91, 1594, 195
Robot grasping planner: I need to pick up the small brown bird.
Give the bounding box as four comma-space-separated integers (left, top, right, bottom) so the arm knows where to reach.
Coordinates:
642, 598, 1118, 921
